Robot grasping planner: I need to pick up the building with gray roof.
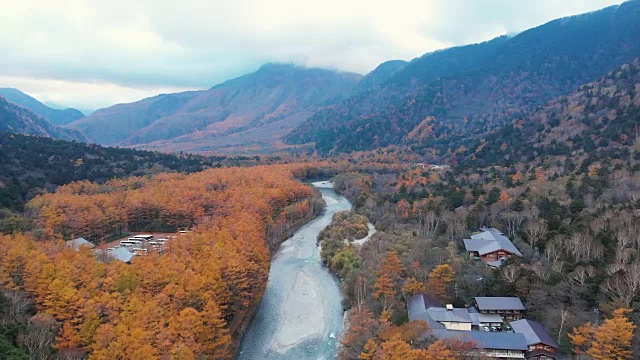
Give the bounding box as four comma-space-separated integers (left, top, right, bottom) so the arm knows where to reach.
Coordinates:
430, 329, 528, 359
511, 319, 559, 359
66, 237, 95, 251
464, 227, 522, 267
474, 297, 526, 321
108, 247, 134, 263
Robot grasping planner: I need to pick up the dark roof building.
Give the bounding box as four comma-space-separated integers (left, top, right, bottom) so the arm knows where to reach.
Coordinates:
430, 329, 528, 359
474, 297, 526, 322
464, 228, 522, 267
511, 319, 559, 359
475, 297, 526, 311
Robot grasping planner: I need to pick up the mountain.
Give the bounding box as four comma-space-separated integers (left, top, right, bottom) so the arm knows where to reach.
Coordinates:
286, 0, 640, 153
0, 88, 84, 125
69, 64, 362, 152
465, 59, 640, 169
356, 60, 408, 92
0, 96, 88, 142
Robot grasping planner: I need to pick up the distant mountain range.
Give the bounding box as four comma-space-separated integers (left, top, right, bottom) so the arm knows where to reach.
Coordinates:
67, 64, 362, 153
0, 96, 88, 142
285, 0, 640, 154
0, 88, 84, 125
3, 1, 639, 157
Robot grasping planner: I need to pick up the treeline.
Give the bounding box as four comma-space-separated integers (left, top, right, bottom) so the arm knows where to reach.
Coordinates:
0, 132, 264, 233
0, 165, 319, 359
331, 156, 640, 358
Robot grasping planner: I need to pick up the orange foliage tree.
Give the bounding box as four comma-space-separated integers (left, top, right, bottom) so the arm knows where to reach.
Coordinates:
427, 264, 456, 302
568, 308, 636, 360
0, 164, 319, 359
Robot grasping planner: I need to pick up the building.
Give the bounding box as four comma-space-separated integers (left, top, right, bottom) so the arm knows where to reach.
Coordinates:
468, 306, 504, 329
408, 293, 531, 359
108, 247, 134, 263
464, 227, 522, 267
510, 319, 559, 360
430, 329, 528, 359
474, 297, 526, 321
65, 237, 95, 251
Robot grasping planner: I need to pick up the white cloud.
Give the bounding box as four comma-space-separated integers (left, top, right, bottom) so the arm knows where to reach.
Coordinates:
0, 0, 625, 109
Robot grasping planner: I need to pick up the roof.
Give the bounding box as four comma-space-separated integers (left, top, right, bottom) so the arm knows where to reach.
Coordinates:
427, 307, 472, 324
108, 248, 134, 263
463, 227, 522, 257
430, 329, 528, 351
469, 312, 504, 325
511, 319, 558, 348
408, 294, 442, 320
474, 297, 526, 311
66, 237, 95, 251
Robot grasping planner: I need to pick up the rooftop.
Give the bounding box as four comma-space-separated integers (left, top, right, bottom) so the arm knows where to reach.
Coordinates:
474, 297, 526, 311
427, 307, 472, 324
430, 329, 528, 351
66, 237, 95, 251
511, 319, 559, 348
463, 227, 522, 257
108, 247, 134, 263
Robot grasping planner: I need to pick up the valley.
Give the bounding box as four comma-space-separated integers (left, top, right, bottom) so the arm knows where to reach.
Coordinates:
1, 1, 640, 359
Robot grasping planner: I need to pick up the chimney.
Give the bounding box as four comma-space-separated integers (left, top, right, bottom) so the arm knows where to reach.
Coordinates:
446, 304, 454, 310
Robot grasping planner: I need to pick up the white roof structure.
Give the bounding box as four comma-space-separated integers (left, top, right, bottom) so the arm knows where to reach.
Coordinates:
108, 247, 134, 263
463, 227, 522, 257
66, 237, 95, 251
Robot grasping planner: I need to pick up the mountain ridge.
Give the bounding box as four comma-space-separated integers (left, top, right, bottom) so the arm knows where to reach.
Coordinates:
285, 1, 640, 154
0, 88, 84, 125
0, 96, 89, 142
69, 63, 362, 152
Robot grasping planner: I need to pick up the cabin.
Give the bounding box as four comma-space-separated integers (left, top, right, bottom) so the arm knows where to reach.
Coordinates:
474, 297, 526, 322
510, 319, 559, 360
464, 227, 522, 267
65, 237, 95, 252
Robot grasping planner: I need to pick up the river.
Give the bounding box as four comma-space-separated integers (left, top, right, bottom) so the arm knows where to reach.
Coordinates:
237, 181, 352, 360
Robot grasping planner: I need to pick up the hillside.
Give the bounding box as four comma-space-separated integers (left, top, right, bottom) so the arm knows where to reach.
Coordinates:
356, 60, 408, 92
466, 59, 640, 169
0, 96, 88, 142
69, 64, 362, 153
0, 88, 84, 125
0, 131, 256, 233
286, 0, 640, 153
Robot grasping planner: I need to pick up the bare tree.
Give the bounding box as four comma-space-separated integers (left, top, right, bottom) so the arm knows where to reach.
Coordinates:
568, 266, 596, 286
524, 219, 547, 249
566, 232, 604, 263
418, 210, 440, 236
501, 265, 521, 283
17, 313, 57, 360
601, 262, 640, 306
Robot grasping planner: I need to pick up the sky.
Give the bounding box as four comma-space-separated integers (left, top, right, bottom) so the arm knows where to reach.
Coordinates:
0, 0, 626, 111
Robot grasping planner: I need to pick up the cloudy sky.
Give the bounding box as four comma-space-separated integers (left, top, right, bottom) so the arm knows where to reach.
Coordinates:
0, 0, 625, 111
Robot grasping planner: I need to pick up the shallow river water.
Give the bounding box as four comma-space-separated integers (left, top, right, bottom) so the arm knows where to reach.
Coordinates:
237, 181, 352, 360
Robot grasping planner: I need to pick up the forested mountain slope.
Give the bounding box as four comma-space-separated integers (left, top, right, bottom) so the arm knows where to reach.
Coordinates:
0, 96, 88, 142
0, 132, 254, 232
286, 0, 640, 154
69, 64, 361, 153
0, 88, 84, 125
466, 59, 640, 168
